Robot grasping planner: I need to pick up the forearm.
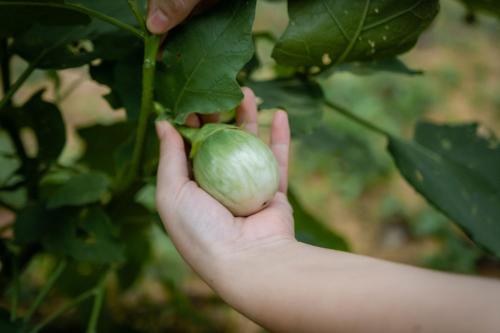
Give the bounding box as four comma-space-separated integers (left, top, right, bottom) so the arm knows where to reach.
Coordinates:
213, 241, 500, 333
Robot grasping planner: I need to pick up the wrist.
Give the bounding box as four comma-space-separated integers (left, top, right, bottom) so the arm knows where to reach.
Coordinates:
209, 236, 299, 310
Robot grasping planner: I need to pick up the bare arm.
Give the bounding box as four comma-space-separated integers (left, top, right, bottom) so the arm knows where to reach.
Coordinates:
213, 240, 500, 333
155, 88, 500, 333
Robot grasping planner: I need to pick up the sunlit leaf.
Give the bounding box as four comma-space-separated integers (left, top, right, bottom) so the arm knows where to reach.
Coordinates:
273, 0, 439, 70
155, 0, 256, 123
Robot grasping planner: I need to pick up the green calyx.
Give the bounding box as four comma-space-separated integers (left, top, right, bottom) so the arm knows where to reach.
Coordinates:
176, 123, 239, 158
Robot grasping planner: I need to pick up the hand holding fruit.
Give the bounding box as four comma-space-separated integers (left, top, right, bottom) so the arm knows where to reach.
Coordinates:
155, 88, 295, 286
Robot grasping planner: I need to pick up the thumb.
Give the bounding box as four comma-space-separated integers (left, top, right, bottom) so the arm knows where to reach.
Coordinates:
147, 0, 201, 34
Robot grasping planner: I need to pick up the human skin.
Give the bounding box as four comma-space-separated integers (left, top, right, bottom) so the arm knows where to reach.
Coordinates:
147, 0, 209, 34
155, 88, 500, 332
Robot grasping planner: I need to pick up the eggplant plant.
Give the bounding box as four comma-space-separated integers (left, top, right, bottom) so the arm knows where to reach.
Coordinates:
0, 0, 498, 331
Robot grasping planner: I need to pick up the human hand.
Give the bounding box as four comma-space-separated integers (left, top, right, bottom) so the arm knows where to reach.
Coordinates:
155, 87, 295, 288
147, 0, 207, 34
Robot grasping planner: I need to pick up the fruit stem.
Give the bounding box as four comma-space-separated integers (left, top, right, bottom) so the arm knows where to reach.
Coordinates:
176, 126, 199, 144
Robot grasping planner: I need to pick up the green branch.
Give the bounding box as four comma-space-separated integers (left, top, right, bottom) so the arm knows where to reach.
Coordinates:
29, 268, 111, 333
23, 260, 67, 327
324, 99, 391, 137
127, 0, 147, 32
0, 49, 46, 111
0, 2, 144, 40
120, 34, 161, 191
10, 256, 19, 321
29, 288, 96, 333
86, 282, 105, 333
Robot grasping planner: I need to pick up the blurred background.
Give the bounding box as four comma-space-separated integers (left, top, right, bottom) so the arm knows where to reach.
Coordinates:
1, 0, 499, 331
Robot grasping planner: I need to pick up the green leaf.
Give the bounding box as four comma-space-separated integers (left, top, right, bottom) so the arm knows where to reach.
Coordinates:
388, 122, 500, 257
46, 171, 110, 209
0, 0, 90, 38
248, 79, 323, 136
89, 54, 142, 120
78, 122, 134, 176
155, 0, 256, 123
272, 0, 439, 69
117, 223, 152, 290
14, 203, 49, 244
11, 0, 143, 69
329, 57, 422, 76
44, 206, 124, 263
289, 190, 350, 251
22, 90, 66, 163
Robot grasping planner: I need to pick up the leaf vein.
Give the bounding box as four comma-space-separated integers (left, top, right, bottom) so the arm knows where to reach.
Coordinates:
361, 0, 425, 32
321, 0, 350, 41
334, 0, 371, 66
172, 4, 241, 115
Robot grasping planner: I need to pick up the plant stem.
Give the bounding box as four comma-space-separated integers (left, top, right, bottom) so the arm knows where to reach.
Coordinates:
127, 0, 147, 32
23, 260, 67, 326
86, 283, 105, 333
324, 99, 391, 137
0, 2, 144, 40
29, 289, 96, 333
10, 256, 19, 321
0, 53, 42, 112
120, 34, 160, 191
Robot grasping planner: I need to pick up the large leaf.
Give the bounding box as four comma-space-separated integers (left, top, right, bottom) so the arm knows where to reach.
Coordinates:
388, 122, 500, 257
0, 0, 89, 38
272, 0, 439, 69
14, 203, 50, 244
327, 57, 422, 76
46, 171, 110, 208
248, 79, 323, 136
89, 54, 143, 120
155, 0, 256, 123
1, 91, 65, 168
22, 90, 66, 163
11, 0, 143, 69
289, 190, 350, 251
78, 122, 134, 175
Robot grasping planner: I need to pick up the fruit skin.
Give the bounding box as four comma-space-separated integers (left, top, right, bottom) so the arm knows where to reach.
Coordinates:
191, 124, 279, 217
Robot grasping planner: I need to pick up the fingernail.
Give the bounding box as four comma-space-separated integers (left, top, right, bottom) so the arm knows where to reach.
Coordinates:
276, 109, 288, 120
148, 9, 169, 34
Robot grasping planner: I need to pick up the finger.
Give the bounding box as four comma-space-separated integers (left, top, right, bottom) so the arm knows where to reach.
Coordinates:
155, 121, 190, 202
236, 87, 258, 135
270, 110, 290, 193
147, 0, 201, 34
200, 113, 220, 124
